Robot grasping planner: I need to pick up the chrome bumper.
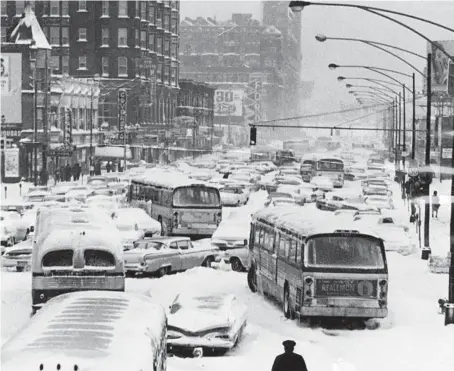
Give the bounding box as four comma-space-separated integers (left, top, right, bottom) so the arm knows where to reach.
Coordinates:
168, 337, 235, 350
299, 306, 387, 318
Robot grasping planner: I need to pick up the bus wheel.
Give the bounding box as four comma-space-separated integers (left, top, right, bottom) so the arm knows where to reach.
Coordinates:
231, 258, 243, 272
283, 285, 295, 319
247, 267, 257, 293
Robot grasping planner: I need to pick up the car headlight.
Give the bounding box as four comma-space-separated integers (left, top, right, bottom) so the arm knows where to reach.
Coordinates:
205, 332, 230, 340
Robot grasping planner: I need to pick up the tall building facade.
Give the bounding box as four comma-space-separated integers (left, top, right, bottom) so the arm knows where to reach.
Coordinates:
179, 13, 285, 146
1, 0, 180, 130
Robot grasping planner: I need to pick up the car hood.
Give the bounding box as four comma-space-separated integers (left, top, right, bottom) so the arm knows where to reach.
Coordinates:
220, 193, 239, 202
169, 309, 230, 334
118, 230, 142, 242
3, 240, 32, 254
213, 223, 249, 241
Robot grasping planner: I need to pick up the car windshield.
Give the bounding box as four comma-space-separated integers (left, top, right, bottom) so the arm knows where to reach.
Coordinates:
26, 195, 46, 202
88, 179, 106, 186
270, 193, 292, 199
133, 241, 165, 250
173, 186, 221, 207
305, 235, 385, 269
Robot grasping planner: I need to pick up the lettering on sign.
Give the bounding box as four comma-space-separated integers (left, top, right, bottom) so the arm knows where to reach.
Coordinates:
442, 148, 452, 159
1, 129, 21, 137
118, 89, 127, 141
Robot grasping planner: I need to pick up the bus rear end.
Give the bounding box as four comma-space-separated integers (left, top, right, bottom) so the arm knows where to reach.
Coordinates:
316, 158, 345, 188
171, 185, 222, 238
299, 232, 388, 320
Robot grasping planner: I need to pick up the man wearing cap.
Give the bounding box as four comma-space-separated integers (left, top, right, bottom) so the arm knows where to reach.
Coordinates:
271, 340, 308, 371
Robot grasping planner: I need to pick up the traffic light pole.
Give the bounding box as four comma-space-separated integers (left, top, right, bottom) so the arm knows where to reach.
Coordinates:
33, 71, 38, 186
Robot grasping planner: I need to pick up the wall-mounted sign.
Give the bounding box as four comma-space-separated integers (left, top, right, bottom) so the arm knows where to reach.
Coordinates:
3, 147, 19, 177
214, 89, 243, 117
118, 89, 127, 141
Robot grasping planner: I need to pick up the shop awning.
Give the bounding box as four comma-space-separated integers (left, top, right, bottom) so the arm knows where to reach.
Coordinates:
95, 146, 132, 159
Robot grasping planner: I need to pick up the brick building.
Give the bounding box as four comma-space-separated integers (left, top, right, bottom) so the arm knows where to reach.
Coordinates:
1, 0, 181, 129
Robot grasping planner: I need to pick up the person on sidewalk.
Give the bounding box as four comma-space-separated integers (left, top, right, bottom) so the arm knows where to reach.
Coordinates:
432, 190, 440, 218
271, 340, 308, 371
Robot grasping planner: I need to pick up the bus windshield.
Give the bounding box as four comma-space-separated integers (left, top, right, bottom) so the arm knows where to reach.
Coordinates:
318, 159, 344, 171
304, 235, 385, 269
173, 186, 221, 207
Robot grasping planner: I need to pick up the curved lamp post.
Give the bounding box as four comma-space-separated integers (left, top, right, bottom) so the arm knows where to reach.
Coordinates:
346, 84, 399, 96
349, 89, 395, 101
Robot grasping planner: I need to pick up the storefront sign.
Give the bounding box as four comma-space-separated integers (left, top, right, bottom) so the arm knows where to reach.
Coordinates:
118, 89, 127, 141
427, 41, 454, 93
47, 144, 74, 157
442, 148, 452, 159
3, 148, 20, 177
64, 108, 72, 146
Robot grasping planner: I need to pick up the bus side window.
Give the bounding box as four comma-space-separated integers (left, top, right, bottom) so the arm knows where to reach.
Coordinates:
278, 234, 286, 257
249, 224, 255, 250
282, 237, 289, 260
295, 240, 302, 266
274, 233, 280, 255
258, 228, 264, 247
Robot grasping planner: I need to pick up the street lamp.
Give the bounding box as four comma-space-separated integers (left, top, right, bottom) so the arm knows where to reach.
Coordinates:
349, 90, 395, 101
346, 84, 399, 96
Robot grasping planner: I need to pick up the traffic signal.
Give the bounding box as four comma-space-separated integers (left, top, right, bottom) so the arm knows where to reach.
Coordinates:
250, 126, 257, 146
330, 128, 334, 136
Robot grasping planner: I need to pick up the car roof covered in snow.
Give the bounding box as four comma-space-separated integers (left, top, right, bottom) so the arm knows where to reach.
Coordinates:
1, 291, 166, 370
131, 169, 216, 190
253, 206, 380, 238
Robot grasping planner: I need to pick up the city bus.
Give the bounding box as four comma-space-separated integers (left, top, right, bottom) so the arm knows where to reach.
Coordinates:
316, 156, 345, 188
129, 169, 222, 238
250, 146, 275, 162
247, 206, 388, 322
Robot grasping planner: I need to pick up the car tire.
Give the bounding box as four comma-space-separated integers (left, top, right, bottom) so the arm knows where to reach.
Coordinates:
16, 266, 24, 272
157, 267, 168, 278
247, 266, 258, 293
202, 256, 214, 268
231, 258, 244, 272
8, 237, 15, 247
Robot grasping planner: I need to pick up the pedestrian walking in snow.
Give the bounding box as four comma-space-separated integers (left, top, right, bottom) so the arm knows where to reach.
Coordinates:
271, 340, 308, 371
432, 190, 440, 218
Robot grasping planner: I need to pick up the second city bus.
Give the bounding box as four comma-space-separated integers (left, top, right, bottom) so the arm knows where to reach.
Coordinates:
247, 206, 388, 323
316, 156, 345, 188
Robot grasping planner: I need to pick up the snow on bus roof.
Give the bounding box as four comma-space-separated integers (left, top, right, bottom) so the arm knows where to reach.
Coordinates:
1, 291, 166, 368
132, 169, 216, 189
253, 206, 379, 238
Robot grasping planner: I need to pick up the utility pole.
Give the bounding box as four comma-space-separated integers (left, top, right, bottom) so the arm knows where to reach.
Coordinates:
447, 113, 454, 324
33, 64, 38, 186
412, 73, 416, 160
398, 92, 402, 170
42, 51, 49, 185
403, 84, 406, 169
89, 80, 94, 176
422, 53, 432, 259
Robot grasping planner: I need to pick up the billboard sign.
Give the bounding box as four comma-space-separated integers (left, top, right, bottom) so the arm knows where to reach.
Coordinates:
427, 40, 454, 93
3, 148, 20, 178
214, 89, 243, 117
118, 89, 127, 141
0, 53, 22, 123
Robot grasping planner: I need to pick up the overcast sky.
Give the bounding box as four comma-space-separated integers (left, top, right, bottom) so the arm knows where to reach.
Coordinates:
180, 0, 454, 114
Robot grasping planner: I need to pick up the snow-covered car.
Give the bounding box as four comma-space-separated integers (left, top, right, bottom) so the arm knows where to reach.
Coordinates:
298, 183, 324, 202
1, 236, 32, 271
353, 214, 409, 232
215, 160, 233, 172
167, 293, 247, 356
300, 164, 313, 182
51, 182, 79, 195
219, 185, 249, 207
363, 184, 392, 196
114, 218, 145, 251
212, 213, 249, 272
85, 195, 121, 212
112, 208, 161, 237
311, 176, 334, 192
316, 192, 366, 211
23, 191, 51, 204
1, 224, 16, 250
264, 192, 294, 207
275, 175, 303, 186
268, 198, 298, 207
42, 194, 66, 203
365, 195, 394, 210
0, 211, 29, 243
189, 171, 214, 182
27, 186, 51, 194
276, 185, 306, 205
87, 175, 109, 188
257, 180, 278, 193
345, 166, 368, 181
123, 236, 219, 276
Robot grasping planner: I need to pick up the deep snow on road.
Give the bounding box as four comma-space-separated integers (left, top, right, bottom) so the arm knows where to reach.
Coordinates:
1, 173, 453, 371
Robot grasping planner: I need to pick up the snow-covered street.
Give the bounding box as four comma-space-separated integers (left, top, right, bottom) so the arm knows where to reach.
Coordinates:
2, 180, 453, 371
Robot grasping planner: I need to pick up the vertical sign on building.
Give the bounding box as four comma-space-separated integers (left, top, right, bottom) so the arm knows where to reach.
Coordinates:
118, 89, 127, 141
448, 61, 454, 97
64, 108, 72, 146
245, 73, 263, 125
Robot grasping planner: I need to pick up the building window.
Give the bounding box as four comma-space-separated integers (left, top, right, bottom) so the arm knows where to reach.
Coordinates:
148, 32, 155, 51
156, 35, 162, 54
15, 1, 25, 15
78, 28, 87, 41
135, 29, 139, 47
157, 62, 162, 82
118, 57, 128, 76
135, 58, 140, 77
50, 26, 59, 45
102, 57, 109, 76
62, 1, 69, 16
118, 1, 128, 17
135, 0, 140, 17
62, 56, 69, 75
148, 3, 155, 23
79, 56, 87, 70
1, 2, 6, 15
78, 0, 87, 11
170, 41, 177, 59
164, 39, 170, 55
50, 1, 59, 16
51, 56, 60, 73
1, 27, 7, 43
102, 28, 109, 46
141, 1, 146, 19
118, 28, 128, 46
62, 27, 69, 45
171, 67, 177, 86
140, 31, 146, 49
101, 0, 109, 16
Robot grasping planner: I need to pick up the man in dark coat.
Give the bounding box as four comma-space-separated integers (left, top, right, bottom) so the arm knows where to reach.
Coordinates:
65, 163, 72, 181
272, 340, 308, 371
